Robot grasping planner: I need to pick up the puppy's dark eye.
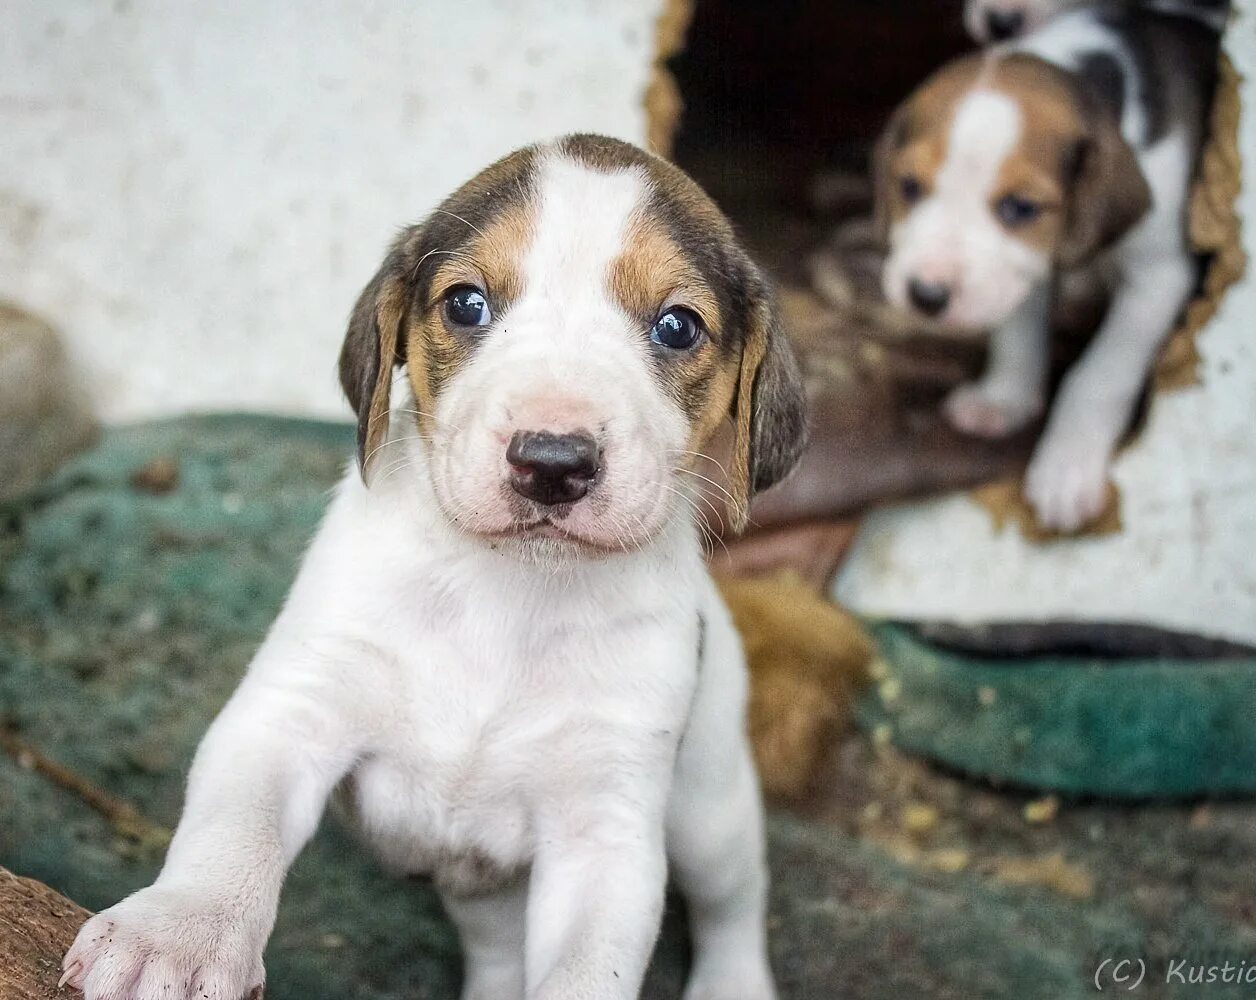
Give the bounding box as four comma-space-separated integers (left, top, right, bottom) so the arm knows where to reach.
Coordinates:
651, 307, 704, 351
899, 175, 924, 204
996, 194, 1042, 227
444, 286, 491, 328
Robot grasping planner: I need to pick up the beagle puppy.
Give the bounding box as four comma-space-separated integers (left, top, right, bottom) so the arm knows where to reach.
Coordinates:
877, 4, 1219, 531
62, 134, 805, 1000
964, 0, 1228, 42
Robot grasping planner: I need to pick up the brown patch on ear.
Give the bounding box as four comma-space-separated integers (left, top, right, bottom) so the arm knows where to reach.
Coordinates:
339, 244, 409, 476
727, 287, 808, 534
1056, 103, 1151, 268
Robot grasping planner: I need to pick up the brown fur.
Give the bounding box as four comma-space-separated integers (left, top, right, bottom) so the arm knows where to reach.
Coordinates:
719, 571, 873, 802
342, 136, 806, 535
339, 147, 539, 473
874, 51, 1150, 265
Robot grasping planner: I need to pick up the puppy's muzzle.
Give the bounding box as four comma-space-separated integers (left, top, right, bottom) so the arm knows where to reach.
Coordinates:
507, 430, 601, 507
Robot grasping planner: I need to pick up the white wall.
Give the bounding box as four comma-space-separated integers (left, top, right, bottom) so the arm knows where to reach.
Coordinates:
0, 0, 661, 422
836, 4, 1256, 644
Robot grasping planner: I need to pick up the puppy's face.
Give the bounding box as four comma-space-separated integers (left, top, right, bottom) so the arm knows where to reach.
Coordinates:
340, 135, 805, 556
875, 55, 1150, 332
963, 0, 1081, 42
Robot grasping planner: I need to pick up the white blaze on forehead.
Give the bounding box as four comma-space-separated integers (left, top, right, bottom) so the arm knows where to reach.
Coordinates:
887, 84, 1045, 328
522, 151, 648, 316
935, 88, 1022, 205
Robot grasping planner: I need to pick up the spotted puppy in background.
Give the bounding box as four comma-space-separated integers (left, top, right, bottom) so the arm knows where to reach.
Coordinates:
62, 134, 805, 1000
964, 0, 1228, 42
877, 3, 1219, 531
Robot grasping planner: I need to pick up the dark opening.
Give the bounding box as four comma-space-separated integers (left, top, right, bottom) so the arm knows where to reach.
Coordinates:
671, 0, 971, 281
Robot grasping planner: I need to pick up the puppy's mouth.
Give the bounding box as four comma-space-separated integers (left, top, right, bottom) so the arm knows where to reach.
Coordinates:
481, 517, 624, 554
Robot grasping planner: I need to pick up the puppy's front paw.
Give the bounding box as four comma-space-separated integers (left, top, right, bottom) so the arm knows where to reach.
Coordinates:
1024, 438, 1113, 534
944, 383, 1041, 439
62, 885, 265, 1000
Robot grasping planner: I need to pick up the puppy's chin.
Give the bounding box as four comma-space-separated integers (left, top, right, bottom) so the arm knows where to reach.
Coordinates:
476, 530, 624, 567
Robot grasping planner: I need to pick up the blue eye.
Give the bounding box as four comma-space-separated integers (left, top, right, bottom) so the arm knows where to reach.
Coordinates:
650, 307, 704, 351
900, 174, 924, 203
444, 286, 491, 328
996, 194, 1042, 228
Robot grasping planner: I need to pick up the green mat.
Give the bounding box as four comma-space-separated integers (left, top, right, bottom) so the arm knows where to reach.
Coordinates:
3, 416, 1254, 999
858, 623, 1256, 799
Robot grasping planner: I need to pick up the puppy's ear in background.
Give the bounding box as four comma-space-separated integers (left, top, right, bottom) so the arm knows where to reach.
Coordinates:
1056, 113, 1152, 268
727, 283, 809, 534
871, 106, 908, 247
338, 239, 411, 478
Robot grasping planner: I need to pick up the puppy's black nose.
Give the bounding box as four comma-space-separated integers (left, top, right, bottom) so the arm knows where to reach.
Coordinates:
986, 8, 1025, 39
907, 278, 952, 317
507, 431, 601, 506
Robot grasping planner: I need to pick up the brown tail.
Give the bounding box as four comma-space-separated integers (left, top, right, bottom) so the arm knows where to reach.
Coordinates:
717, 571, 873, 803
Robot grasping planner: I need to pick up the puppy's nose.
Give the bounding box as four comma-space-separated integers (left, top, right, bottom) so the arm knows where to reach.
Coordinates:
506, 431, 601, 506
907, 277, 952, 317
985, 8, 1025, 39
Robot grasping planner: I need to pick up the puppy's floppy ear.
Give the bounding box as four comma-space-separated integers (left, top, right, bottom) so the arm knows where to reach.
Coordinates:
727, 280, 808, 534
1057, 110, 1151, 268
871, 105, 908, 247
339, 238, 411, 478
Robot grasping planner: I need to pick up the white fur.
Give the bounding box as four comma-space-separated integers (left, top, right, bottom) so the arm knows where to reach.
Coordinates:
429, 153, 685, 556
886, 12, 1202, 531
63, 150, 776, 1000
883, 88, 1053, 333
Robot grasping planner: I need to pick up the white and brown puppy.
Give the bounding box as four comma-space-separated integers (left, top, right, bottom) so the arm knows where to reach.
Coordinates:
61, 134, 805, 1000
964, 0, 1228, 42
878, 4, 1218, 530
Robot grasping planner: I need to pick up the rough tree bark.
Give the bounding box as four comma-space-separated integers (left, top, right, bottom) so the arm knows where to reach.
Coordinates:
0, 867, 88, 1000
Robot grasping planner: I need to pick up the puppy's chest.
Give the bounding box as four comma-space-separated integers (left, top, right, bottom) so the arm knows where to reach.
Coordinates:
339, 700, 541, 893
339, 624, 687, 893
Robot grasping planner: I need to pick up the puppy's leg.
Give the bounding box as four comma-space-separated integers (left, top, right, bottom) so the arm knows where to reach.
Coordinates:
1025, 253, 1195, 531
945, 283, 1051, 438
443, 879, 528, 1000
524, 811, 668, 1000
668, 612, 776, 1000
62, 655, 358, 1000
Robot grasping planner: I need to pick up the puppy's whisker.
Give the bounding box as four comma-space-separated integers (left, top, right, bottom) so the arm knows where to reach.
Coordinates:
672, 468, 738, 510
410, 246, 480, 281
431, 209, 488, 240
391, 407, 464, 433
363, 433, 431, 468
669, 449, 730, 478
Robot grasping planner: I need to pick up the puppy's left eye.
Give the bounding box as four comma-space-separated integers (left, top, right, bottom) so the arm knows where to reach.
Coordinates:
444, 286, 492, 328
651, 307, 704, 351
995, 194, 1042, 227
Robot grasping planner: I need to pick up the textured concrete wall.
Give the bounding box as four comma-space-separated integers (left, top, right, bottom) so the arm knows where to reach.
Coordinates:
837, 6, 1256, 643
0, 0, 661, 422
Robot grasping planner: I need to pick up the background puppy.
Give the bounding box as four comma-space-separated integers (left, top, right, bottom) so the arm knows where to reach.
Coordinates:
877, 4, 1219, 531
965, 0, 1229, 42
61, 134, 805, 1000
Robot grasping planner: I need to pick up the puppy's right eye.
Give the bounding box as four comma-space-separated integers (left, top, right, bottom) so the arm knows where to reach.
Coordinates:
899, 175, 924, 204
995, 194, 1042, 228
444, 286, 492, 328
